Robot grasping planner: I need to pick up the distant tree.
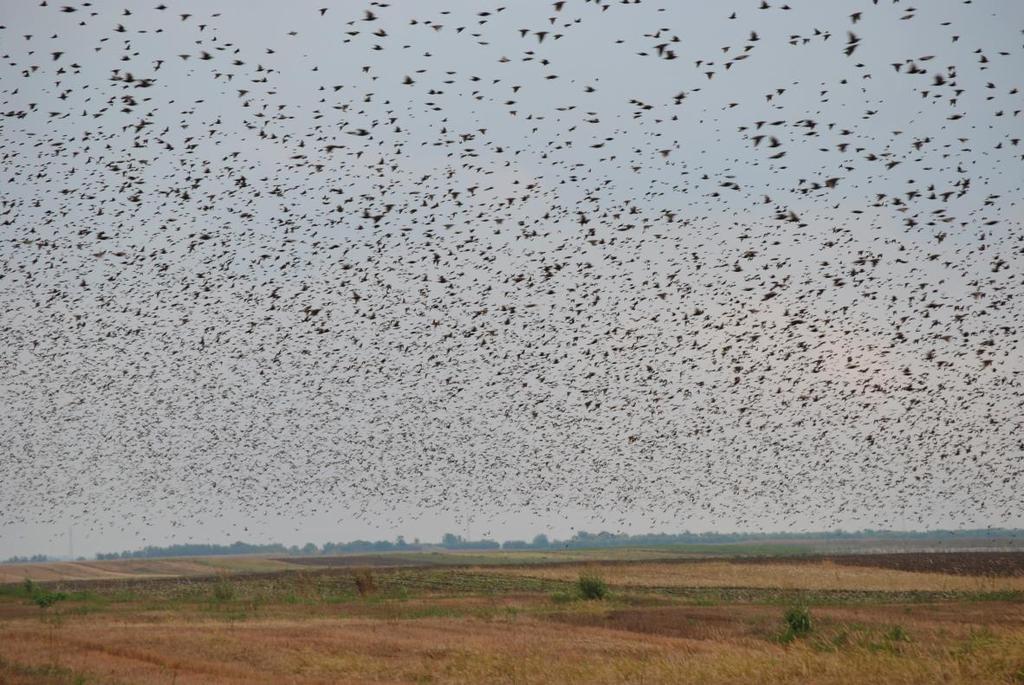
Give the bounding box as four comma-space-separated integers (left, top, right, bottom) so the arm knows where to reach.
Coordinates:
87, 528, 1024, 562
2, 554, 52, 564
94, 541, 290, 560
440, 533, 498, 549
301, 542, 319, 555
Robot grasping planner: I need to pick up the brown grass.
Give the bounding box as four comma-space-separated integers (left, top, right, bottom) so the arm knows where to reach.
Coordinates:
1, 601, 1023, 684
351, 568, 377, 596
2, 555, 1023, 684
0, 556, 301, 583
479, 560, 1024, 593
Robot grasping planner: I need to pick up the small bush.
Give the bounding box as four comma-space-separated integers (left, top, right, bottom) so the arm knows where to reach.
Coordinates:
32, 589, 67, 609
549, 590, 576, 604
23, 579, 67, 609
352, 569, 377, 597
783, 607, 812, 638
577, 573, 608, 600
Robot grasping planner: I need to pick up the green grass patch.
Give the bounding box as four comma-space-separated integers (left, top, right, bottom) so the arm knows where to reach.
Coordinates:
577, 573, 609, 600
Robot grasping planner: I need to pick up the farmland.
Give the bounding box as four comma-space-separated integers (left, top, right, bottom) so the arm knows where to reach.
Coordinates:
1, 548, 1023, 684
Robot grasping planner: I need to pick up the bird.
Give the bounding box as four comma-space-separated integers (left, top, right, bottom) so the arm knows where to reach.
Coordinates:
0, 0, 1019, 548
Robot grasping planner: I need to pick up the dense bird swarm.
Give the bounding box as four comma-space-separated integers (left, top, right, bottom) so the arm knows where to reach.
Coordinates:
0, 0, 1021, 540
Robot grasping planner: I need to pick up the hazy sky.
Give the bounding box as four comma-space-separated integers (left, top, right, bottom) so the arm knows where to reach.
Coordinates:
1, 0, 1022, 558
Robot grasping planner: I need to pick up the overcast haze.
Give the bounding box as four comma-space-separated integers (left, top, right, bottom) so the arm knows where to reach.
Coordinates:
1, 0, 1022, 559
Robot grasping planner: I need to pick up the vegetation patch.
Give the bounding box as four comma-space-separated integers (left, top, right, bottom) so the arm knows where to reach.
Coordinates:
352, 568, 378, 596
577, 573, 609, 600
778, 606, 812, 643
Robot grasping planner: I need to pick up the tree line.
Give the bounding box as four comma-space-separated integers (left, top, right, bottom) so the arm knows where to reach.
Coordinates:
85, 527, 1023, 561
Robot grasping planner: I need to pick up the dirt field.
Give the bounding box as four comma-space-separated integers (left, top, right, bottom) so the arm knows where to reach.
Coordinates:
738, 552, 1024, 577
1, 550, 1022, 684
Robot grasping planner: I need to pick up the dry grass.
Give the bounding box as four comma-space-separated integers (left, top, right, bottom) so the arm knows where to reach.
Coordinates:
0, 556, 301, 583
480, 560, 1024, 593
2, 554, 1023, 684
1, 602, 1023, 684
0, 549, 689, 584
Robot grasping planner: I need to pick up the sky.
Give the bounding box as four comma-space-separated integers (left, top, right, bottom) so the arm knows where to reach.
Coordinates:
0, 0, 1022, 559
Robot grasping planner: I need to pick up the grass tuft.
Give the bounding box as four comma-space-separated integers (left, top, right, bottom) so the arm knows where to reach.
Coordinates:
778, 606, 812, 642
885, 624, 910, 643
577, 573, 609, 600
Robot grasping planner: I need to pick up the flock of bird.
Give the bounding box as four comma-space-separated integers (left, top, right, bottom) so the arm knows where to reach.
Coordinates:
0, 0, 1021, 544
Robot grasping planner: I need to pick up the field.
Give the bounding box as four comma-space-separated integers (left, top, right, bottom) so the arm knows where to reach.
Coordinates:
1, 548, 1023, 684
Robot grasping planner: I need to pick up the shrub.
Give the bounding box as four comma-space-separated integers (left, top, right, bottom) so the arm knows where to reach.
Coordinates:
33, 589, 67, 609
352, 569, 377, 596
23, 579, 67, 609
783, 606, 812, 638
577, 573, 608, 600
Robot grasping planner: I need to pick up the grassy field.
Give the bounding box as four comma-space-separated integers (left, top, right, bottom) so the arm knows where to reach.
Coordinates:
1, 550, 1022, 684
481, 560, 1024, 593
0, 556, 302, 584
0, 543, 818, 584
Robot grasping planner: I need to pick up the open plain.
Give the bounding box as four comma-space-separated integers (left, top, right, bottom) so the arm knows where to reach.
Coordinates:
2, 547, 1023, 684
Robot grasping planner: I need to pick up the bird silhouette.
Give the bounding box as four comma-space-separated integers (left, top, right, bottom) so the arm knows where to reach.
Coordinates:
0, 0, 1021, 546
